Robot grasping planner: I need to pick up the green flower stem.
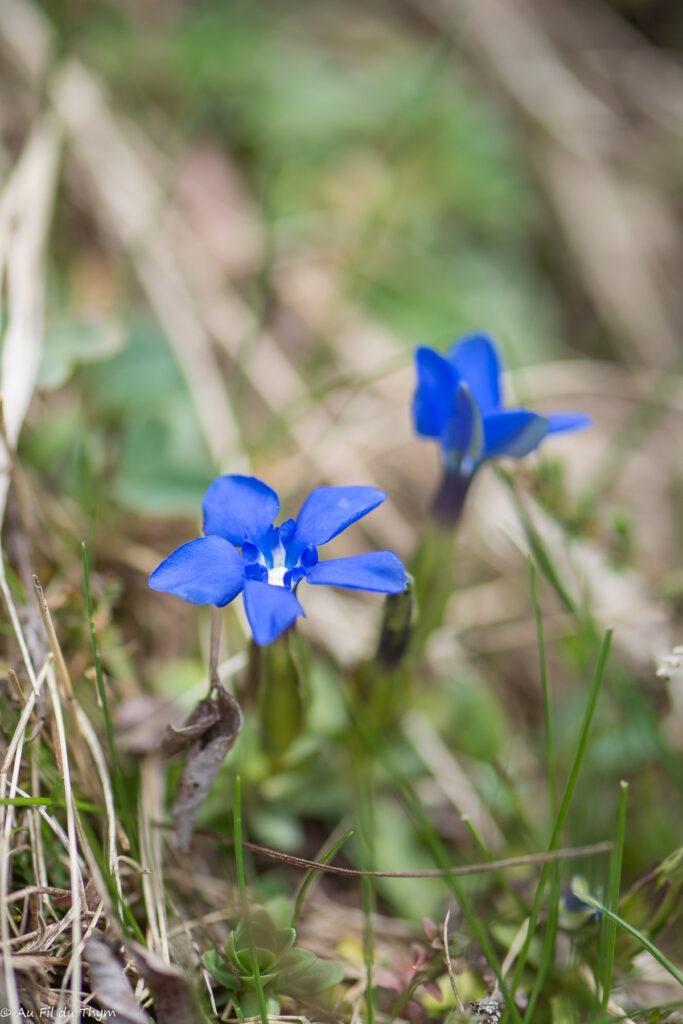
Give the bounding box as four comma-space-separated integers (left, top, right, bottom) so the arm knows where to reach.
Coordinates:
255, 633, 305, 759
409, 525, 457, 656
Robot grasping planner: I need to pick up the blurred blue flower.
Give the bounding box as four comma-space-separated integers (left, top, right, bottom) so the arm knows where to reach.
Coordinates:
149, 475, 408, 645
412, 333, 591, 521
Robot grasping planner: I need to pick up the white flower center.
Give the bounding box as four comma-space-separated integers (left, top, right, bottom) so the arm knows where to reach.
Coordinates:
267, 565, 288, 588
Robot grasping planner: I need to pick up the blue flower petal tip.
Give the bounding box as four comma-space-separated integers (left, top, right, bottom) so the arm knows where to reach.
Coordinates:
149, 475, 408, 646
412, 333, 591, 521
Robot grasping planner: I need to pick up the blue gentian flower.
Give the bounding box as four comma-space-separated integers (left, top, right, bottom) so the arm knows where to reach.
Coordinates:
412, 333, 591, 522
149, 475, 408, 646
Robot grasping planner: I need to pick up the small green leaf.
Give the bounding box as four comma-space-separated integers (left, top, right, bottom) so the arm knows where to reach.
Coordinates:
201, 950, 241, 990
285, 956, 346, 996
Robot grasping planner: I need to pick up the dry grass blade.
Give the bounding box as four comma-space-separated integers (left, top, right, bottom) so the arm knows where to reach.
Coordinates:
73, 703, 124, 901
442, 908, 466, 1014
0, 0, 54, 82
0, 117, 60, 517
139, 756, 171, 960
0, 654, 51, 1014
44, 663, 84, 1015
32, 576, 73, 700
0, 124, 61, 1013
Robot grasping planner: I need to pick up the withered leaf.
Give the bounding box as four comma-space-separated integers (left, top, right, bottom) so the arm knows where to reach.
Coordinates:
161, 697, 221, 758
84, 935, 151, 1024
128, 940, 203, 1024
168, 685, 242, 851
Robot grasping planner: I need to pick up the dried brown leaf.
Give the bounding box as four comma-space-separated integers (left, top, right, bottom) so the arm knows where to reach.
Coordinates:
128, 940, 203, 1024
167, 686, 242, 852
161, 699, 221, 759
84, 935, 151, 1024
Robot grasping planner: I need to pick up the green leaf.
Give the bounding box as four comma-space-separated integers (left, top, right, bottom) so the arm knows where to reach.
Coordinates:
201, 950, 241, 990
278, 950, 345, 996
39, 317, 125, 390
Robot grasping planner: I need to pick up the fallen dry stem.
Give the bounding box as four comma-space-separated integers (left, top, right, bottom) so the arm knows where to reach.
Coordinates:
191, 832, 612, 879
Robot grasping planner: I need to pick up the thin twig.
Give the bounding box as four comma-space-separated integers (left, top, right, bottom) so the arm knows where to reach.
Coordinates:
33, 576, 73, 700
184, 829, 612, 879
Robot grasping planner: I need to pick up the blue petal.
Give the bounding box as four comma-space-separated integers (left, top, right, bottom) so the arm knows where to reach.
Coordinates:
149, 537, 245, 606
412, 346, 458, 438
483, 409, 550, 458
442, 382, 484, 463
203, 475, 280, 545
546, 412, 592, 434
243, 579, 305, 645
305, 552, 408, 594
449, 333, 502, 414
290, 486, 386, 549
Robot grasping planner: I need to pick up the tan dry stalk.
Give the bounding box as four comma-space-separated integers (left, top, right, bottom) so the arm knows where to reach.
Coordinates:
73, 703, 124, 902
44, 663, 85, 1015
29, 740, 52, 920
0, 117, 61, 519
139, 755, 170, 960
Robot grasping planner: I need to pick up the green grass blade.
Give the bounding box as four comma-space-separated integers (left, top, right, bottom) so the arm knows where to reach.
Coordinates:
0, 797, 104, 812
529, 558, 556, 821
81, 543, 127, 824
516, 628, 613, 1015
351, 737, 377, 1024
601, 781, 629, 1009
578, 893, 683, 987
499, 471, 578, 618
291, 829, 354, 928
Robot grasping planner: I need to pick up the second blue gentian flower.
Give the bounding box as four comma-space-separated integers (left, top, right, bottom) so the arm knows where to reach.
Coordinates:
413, 332, 591, 522
150, 475, 408, 645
